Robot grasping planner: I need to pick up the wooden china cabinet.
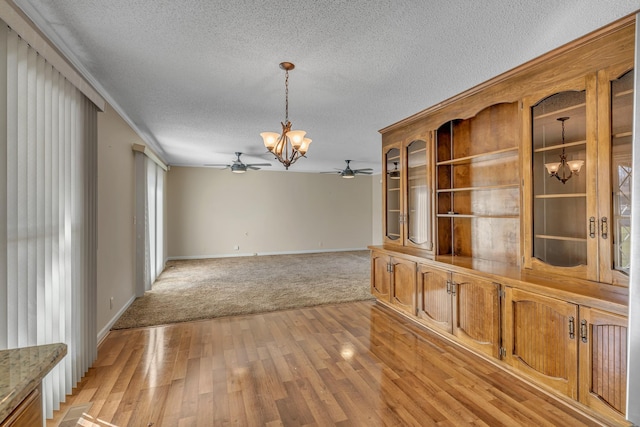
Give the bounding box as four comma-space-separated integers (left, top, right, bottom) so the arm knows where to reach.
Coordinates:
370, 13, 635, 426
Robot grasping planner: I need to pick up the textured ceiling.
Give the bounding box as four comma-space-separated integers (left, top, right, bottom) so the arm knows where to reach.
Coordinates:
11, 0, 640, 173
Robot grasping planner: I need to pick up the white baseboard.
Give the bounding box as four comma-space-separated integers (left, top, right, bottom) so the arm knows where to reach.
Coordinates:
166, 247, 369, 261
97, 294, 136, 345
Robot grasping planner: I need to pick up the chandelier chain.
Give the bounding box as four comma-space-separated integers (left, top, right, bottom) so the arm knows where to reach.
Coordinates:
285, 69, 289, 123
561, 118, 566, 153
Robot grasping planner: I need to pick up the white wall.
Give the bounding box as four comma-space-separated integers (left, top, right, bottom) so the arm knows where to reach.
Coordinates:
96, 104, 140, 339
167, 167, 374, 258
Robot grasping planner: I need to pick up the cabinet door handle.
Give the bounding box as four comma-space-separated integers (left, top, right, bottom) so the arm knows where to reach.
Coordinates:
589, 217, 596, 238
601, 217, 608, 239
580, 319, 588, 343
569, 316, 575, 339
446, 280, 452, 294
451, 282, 457, 296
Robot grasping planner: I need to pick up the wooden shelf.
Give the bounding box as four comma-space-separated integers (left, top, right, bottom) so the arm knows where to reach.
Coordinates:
613, 131, 632, 139
409, 147, 427, 154
533, 140, 586, 153
436, 147, 518, 166
535, 234, 587, 243
387, 188, 401, 192
534, 102, 586, 119
614, 88, 633, 97
437, 213, 519, 219
534, 193, 586, 199
437, 183, 519, 193
388, 209, 401, 213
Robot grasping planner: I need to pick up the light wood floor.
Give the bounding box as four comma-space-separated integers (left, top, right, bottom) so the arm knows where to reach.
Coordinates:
48, 301, 606, 427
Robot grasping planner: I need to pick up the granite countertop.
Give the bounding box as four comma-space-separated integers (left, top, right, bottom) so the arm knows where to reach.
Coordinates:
0, 343, 67, 421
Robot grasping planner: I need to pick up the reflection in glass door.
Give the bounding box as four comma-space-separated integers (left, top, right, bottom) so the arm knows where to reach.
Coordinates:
532, 90, 587, 267
406, 140, 430, 248
610, 70, 633, 275
385, 147, 401, 241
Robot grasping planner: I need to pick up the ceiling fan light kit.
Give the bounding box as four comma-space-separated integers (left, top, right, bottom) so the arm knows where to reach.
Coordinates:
322, 160, 373, 178
260, 62, 311, 170
207, 152, 271, 174
388, 162, 401, 180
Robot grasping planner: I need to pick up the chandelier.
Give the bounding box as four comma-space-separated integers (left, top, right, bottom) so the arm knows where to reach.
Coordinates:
544, 117, 584, 184
260, 62, 311, 170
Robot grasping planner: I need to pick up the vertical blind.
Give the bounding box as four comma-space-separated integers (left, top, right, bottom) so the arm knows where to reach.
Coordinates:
135, 150, 165, 296
145, 156, 164, 289
0, 22, 97, 419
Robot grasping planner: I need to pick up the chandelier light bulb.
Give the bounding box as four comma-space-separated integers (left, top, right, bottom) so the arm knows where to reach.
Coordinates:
260, 132, 279, 151
298, 138, 311, 155
286, 130, 306, 149
567, 159, 584, 174
544, 162, 561, 175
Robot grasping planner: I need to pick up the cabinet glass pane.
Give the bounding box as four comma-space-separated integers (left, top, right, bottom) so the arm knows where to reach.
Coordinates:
407, 140, 430, 246
611, 70, 633, 275
532, 91, 587, 267
386, 147, 401, 240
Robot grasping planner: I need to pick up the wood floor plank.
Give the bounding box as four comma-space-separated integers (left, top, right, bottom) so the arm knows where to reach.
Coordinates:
47, 301, 614, 427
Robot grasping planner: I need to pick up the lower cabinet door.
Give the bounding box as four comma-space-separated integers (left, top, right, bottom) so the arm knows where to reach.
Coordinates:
389, 257, 417, 315
504, 287, 579, 399
1, 386, 42, 427
452, 273, 501, 358
416, 264, 452, 334
579, 307, 627, 421
371, 252, 390, 301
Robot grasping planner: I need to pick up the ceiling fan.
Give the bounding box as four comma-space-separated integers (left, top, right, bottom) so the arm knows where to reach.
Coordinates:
322, 160, 373, 178
206, 152, 271, 174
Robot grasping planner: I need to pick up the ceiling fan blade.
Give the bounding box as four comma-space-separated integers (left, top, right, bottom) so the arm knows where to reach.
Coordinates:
320, 171, 340, 174
355, 170, 373, 175
241, 152, 274, 160
355, 168, 373, 172
248, 166, 261, 170
204, 164, 231, 168
246, 163, 272, 167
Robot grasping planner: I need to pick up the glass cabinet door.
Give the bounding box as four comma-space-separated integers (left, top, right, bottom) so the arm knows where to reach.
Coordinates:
532, 90, 588, 267
384, 146, 402, 242
610, 70, 633, 277
405, 139, 431, 249
526, 77, 598, 281
599, 68, 633, 285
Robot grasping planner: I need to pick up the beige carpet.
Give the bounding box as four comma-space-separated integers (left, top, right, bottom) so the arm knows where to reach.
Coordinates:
112, 250, 373, 329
